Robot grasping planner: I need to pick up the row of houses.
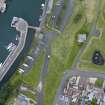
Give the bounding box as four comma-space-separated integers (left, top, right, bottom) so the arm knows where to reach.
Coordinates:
63, 76, 105, 105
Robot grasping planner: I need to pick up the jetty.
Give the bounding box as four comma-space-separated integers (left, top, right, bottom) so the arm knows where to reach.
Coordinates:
0, 17, 28, 81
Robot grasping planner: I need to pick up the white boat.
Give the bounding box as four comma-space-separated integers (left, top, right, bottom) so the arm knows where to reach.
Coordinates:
0, 63, 3, 68
6, 42, 16, 52
11, 17, 19, 27
18, 68, 24, 74
39, 15, 42, 22
0, 3, 6, 13
41, 3, 45, 7
41, 3, 45, 10
16, 34, 20, 41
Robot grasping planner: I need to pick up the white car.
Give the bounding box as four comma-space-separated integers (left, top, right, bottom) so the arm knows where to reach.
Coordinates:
48, 55, 51, 59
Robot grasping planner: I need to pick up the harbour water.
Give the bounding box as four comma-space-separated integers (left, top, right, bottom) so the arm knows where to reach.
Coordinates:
0, 0, 45, 84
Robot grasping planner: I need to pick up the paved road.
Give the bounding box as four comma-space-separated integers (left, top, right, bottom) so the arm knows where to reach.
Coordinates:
52, 0, 73, 32
53, 72, 71, 105
89, 0, 101, 37
36, 31, 58, 105
60, 0, 74, 32
71, 70, 105, 79
37, 45, 51, 105
40, 46, 51, 80
52, 0, 64, 27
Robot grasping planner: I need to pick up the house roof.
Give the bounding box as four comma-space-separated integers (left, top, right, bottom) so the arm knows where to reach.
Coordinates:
78, 34, 86, 43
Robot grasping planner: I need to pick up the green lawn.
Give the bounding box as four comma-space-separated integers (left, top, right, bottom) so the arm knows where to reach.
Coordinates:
21, 91, 36, 100
78, 0, 105, 72
95, 79, 104, 88
44, 0, 87, 104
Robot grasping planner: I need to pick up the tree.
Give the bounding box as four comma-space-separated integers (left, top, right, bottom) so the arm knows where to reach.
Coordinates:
95, 79, 104, 88
74, 13, 82, 23
91, 98, 98, 105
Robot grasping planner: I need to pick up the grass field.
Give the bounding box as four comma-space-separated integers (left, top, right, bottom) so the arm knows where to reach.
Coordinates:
43, 0, 87, 104
85, 0, 97, 23
78, 0, 105, 72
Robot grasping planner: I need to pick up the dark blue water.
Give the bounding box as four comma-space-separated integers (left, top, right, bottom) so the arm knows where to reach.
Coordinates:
0, 0, 45, 85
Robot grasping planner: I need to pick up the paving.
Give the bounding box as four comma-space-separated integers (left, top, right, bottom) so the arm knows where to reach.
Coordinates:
52, 0, 64, 27
51, 0, 73, 32
90, 23, 100, 37
71, 69, 105, 80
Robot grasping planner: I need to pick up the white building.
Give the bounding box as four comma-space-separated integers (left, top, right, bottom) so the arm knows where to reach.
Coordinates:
78, 34, 86, 43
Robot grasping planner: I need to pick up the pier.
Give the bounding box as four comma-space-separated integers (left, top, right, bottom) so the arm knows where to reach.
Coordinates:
0, 0, 44, 82
0, 18, 28, 81
28, 26, 41, 32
